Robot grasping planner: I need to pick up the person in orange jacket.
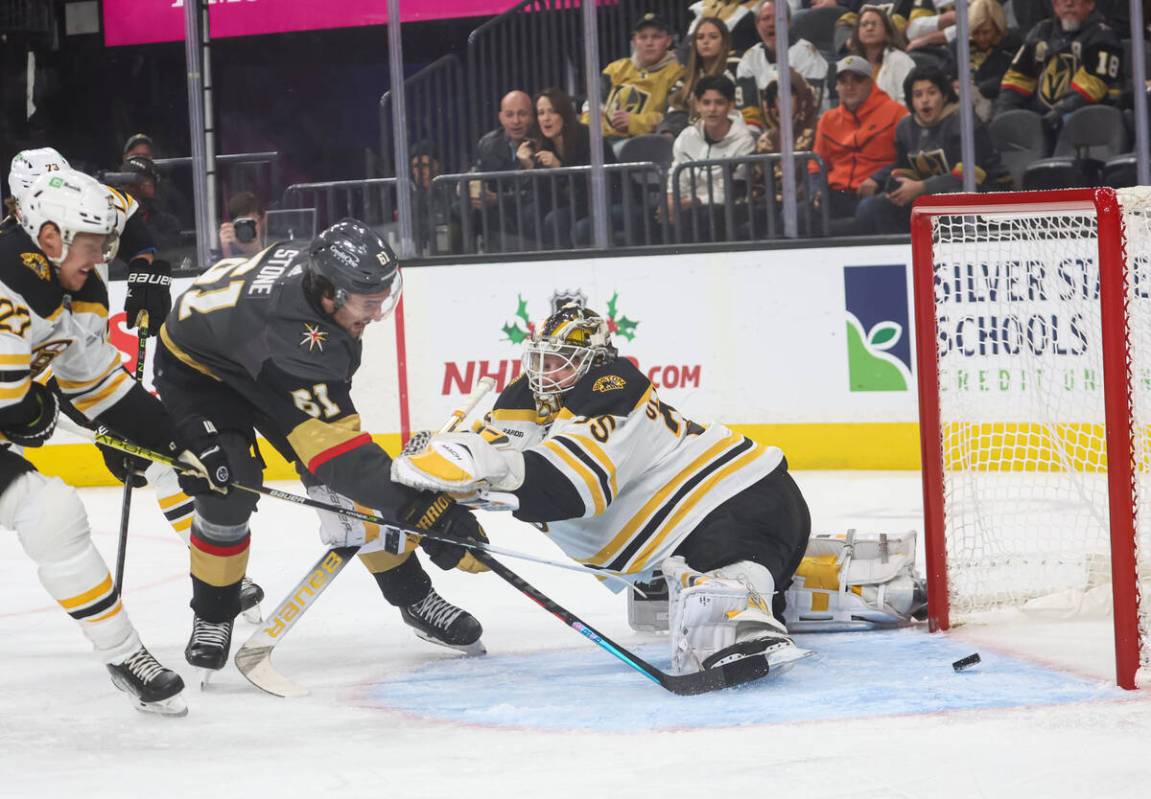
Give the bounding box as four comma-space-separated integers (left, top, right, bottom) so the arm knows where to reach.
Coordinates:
811, 56, 908, 224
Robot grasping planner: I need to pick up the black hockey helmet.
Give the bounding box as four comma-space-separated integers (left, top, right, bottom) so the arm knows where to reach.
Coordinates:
305, 217, 402, 310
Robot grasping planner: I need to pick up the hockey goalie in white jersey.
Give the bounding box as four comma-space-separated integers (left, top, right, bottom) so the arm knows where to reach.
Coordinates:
0, 169, 229, 715
394, 303, 927, 676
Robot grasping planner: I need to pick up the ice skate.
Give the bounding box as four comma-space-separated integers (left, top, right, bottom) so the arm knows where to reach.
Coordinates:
186, 615, 234, 688
701, 628, 811, 676
107, 646, 188, 717
239, 576, 265, 624
400, 589, 485, 656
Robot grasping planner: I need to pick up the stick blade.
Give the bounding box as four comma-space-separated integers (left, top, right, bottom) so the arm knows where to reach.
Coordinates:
234, 643, 308, 698
663, 655, 771, 696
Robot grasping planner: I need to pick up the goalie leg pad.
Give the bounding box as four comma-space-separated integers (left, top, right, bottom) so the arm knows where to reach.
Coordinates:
663, 556, 794, 675
0, 472, 140, 663
783, 531, 925, 632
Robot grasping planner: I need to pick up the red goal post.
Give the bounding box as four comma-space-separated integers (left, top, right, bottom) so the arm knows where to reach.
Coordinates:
910, 188, 1146, 689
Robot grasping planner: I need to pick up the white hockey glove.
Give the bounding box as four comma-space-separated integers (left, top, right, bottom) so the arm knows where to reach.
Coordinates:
391, 432, 525, 494
308, 484, 409, 555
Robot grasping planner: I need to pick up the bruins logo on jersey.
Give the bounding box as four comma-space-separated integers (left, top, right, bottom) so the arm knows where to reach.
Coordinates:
910, 148, 951, 178
30, 339, 72, 377
20, 252, 51, 282
592, 375, 627, 393
1040, 53, 1078, 106
607, 85, 652, 115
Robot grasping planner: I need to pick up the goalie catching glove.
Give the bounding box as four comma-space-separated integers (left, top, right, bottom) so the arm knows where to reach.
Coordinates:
391, 431, 524, 494
399, 491, 490, 574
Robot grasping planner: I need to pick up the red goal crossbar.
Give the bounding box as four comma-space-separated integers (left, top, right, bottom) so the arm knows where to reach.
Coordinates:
909, 188, 1142, 689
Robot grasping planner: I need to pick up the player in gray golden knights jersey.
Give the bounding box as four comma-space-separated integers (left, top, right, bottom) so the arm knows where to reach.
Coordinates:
156, 218, 489, 676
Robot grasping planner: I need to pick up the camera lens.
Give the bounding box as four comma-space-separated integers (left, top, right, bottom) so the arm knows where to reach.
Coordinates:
234, 218, 257, 243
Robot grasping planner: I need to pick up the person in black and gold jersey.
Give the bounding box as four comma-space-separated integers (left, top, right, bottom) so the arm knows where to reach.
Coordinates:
995, 0, 1122, 133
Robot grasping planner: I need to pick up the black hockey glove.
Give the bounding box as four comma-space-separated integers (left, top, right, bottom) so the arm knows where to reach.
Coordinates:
124, 257, 172, 335
99, 436, 149, 487
1041, 108, 1063, 134
0, 382, 59, 448
401, 493, 490, 573
173, 417, 233, 496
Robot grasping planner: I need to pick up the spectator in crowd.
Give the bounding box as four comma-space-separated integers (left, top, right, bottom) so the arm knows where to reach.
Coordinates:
753, 69, 821, 215
585, 13, 683, 141
218, 191, 267, 258
468, 89, 536, 251
122, 132, 155, 161
737, 1, 831, 136
521, 88, 617, 249
667, 75, 756, 242
660, 17, 743, 138
957, 0, 1019, 123
856, 64, 1009, 233
812, 56, 908, 225
995, 0, 1122, 135
686, 0, 762, 55
905, 0, 957, 53
118, 155, 184, 252
844, 6, 917, 104
407, 140, 460, 254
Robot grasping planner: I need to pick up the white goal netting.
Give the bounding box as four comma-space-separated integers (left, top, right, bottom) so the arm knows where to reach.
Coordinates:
925, 188, 1151, 677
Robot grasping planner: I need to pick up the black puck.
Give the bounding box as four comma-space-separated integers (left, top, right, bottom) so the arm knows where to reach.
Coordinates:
952, 653, 981, 672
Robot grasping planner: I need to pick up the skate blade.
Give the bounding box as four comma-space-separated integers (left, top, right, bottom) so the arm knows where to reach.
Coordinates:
199, 667, 222, 690
134, 693, 189, 718
412, 629, 487, 657
241, 604, 263, 624
766, 644, 815, 676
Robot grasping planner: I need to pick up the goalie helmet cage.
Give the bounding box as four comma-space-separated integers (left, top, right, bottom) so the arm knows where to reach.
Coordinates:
910, 187, 1149, 690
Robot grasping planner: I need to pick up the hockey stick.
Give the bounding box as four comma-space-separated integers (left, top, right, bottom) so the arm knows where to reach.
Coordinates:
471, 550, 769, 695
233, 379, 497, 697
90, 427, 630, 582
113, 312, 149, 593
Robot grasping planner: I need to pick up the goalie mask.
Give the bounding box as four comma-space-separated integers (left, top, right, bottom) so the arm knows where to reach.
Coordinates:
19, 170, 118, 267
523, 303, 617, 400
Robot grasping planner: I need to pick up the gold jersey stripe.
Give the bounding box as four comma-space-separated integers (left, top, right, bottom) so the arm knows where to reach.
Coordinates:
585, 431, 742, 567
70, 300, 109, 318
628, 443, 765, 572
59, 574, 114, 610
0, 377, 31, 399
286, 415, 365, 466
191, 543, 250, 587
566, 433, 618, 498
158, 491, 191, 510
72, 370, 129, 413
160, 325, 221, 381
491, 408, 544, 423
56, 351, 120, 391
543, 438, 606, 515
0, 353, 30, 366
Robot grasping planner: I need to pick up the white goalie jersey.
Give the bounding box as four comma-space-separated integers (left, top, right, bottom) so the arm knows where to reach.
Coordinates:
0, 227, 134, 431
487, 359, 784, 585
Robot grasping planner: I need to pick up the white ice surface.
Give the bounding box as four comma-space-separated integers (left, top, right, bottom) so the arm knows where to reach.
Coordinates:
1, 472, 1150, 798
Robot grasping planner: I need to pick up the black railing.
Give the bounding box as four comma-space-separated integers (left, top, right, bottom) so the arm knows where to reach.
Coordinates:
429, 162, 667, 255
153, 151, 283, 216
281, 177, 399, 232
671, 153, 831, 242
379, 54, 468, 177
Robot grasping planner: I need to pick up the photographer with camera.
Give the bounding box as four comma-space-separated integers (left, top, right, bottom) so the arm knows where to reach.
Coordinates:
218, 191, 266, 258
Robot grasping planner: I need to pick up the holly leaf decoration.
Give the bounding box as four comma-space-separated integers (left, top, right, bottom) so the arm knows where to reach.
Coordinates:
615, 315, 639, 341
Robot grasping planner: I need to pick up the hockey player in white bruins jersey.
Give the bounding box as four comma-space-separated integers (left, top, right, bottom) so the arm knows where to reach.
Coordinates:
393, 304, 812, 674
0, 169, 230, 716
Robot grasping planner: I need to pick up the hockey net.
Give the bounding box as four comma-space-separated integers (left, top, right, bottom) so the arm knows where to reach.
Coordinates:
911, 188, 1151, 689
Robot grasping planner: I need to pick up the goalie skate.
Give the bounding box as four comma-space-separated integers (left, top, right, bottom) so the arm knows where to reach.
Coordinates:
107, 646, 188, 717
701, 631, 811, 676
239, 576, 265, 624
401, 589, 486, 656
